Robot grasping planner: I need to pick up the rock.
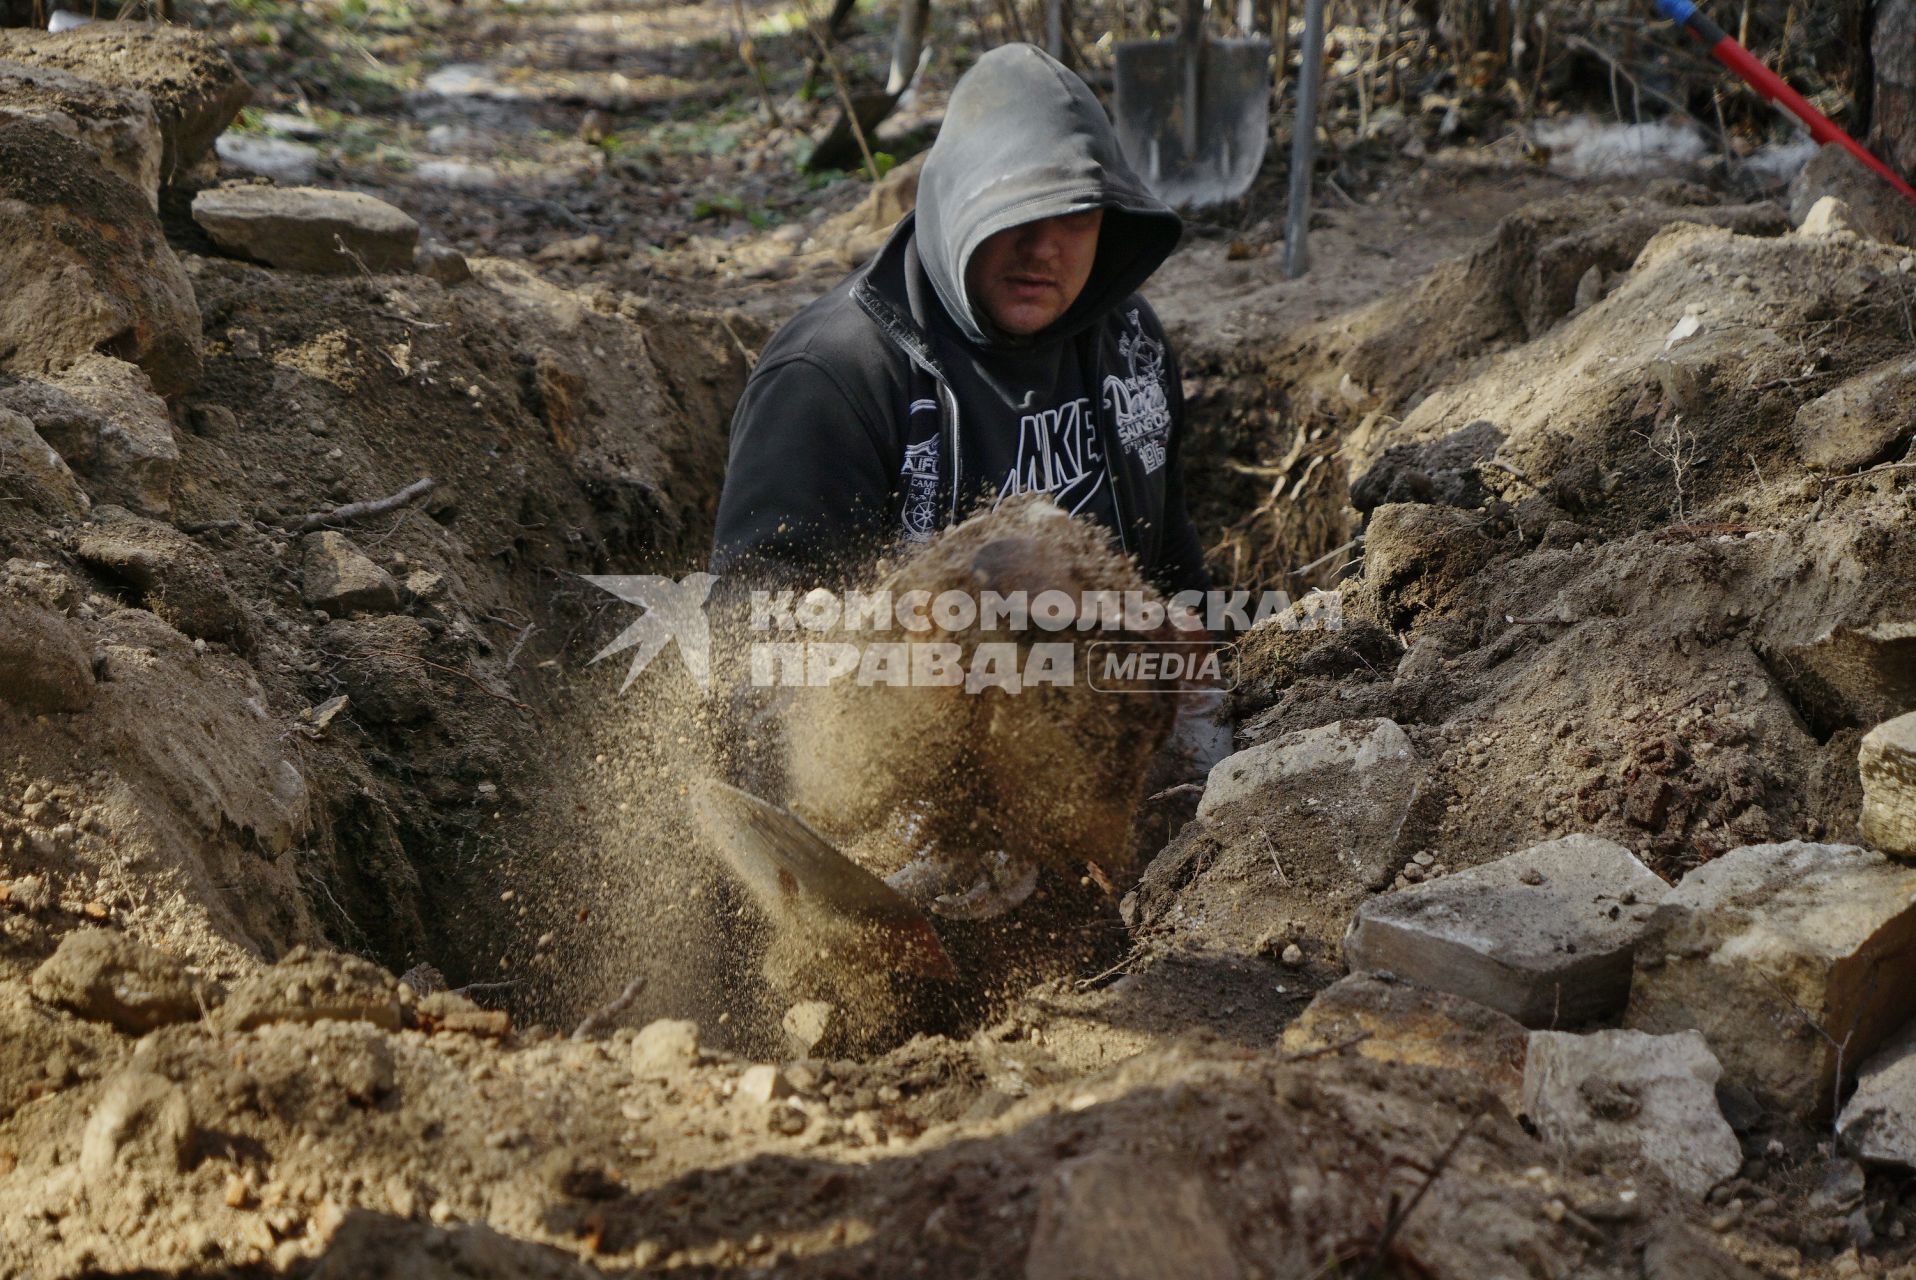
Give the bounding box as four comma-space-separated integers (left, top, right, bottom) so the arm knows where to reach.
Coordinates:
413, 158, 501, 191
0, 119, 201, 396
736, 1064, 792, 1105
1197, 718, 1418, 891
1024, 1149, 1242, 1280
1861, 713, 1916, 857
1201, 717, 1412, 818
416, 241, 471, 285
76, 506, 251, 647
218, 946, 404, 1032
192, 185, 420, 275
1792, 357, 1916, 471
1798, 195, 1857, 237
631, 1018, 700, 1077
302, 531, 402, 617
1280, 972, 1529, 1112
1768, 620, 1916, 735
0, 597, 94, 713
0, 354, 178, 515
1625, 841, 1916, 1118
0, 409, 87, 516
1523, 1029, 1741, 1197
1790, 143, 1916, 249
0, 23, 251, 180
1343, 834, 1668, 1027
781, 999, 844, 1058
1838, 1017, 1916, 1167
0, 60, 162, 205
213, 132, 318, 183
79, 1069, 194, 1185
30, 928, 207, 1033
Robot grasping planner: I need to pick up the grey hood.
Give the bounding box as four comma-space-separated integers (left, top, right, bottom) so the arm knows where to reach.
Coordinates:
916, 43, 1183, 347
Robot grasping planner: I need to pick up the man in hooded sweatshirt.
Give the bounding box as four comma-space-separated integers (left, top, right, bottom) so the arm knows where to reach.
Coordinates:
710, 42, 1207, 597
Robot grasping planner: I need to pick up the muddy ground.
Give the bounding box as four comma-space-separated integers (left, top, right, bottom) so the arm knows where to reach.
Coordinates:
3, 0, 1916, 1276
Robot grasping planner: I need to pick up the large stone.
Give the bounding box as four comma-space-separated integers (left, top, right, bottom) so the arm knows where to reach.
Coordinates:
631, 1018, 700, 1078
192, 185, 420, 275
302, 531, 401, 617
1625, 841, 1916, 1118
1792, 357, 1916, 472
1200, 717, 1412, 818
1280, 972, 1529, 1113
0, 23, 251, 181
1838, 1017, 1916, 1168
1797, 195, 1857, 238
79, 1069, 194, 1186
1343, 834, 1667, 1027
1861, 713, 1916, 857
76, 506, 251, 647
0, 120, 201, 396
1523, 1029, 1742, 1198
0, 59, 162, 206
781, 999, 846, 1058
0, 408, 87, 516
0, 597, 94, 713
0, 354, 178, 515
1196, 717, 1418, 892
1024, 1149, 1242, 1280
30, 927, 206, 1034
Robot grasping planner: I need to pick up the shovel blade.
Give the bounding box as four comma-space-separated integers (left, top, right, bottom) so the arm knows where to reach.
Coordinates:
690, 779, 957, 981
1112, 36, 1272, 208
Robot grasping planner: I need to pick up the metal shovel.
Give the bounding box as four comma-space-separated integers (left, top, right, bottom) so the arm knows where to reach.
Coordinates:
1113, 0, 1272, 208
690, 778, 958, 981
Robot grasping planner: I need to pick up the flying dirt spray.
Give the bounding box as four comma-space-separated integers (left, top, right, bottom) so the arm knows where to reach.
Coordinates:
546, 497, 1211, 1054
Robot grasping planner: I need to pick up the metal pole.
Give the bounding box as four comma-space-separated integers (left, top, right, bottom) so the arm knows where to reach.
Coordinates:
1283, 0, 1327, 279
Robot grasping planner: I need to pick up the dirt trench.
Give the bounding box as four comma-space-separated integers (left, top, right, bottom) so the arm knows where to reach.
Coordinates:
10, 5, 1916, 1275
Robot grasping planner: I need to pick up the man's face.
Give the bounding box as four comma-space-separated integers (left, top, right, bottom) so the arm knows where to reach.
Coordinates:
965, 208, 1104, 337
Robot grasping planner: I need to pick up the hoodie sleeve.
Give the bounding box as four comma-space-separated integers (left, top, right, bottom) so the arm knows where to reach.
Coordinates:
1153, 334, 1211, 599
710, 353, 899, 583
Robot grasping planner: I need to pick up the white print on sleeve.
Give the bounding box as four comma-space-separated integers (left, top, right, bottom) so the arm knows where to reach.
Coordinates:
899, 398, 942, 542
1102, 309, 1172, 474
999, 395, 1105, 515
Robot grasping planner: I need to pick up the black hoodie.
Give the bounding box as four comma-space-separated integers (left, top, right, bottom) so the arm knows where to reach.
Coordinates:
711, 43, 1207, 595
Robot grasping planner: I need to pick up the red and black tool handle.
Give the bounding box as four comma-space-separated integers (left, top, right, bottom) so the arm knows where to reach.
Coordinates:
1657, 0, 1916, 207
